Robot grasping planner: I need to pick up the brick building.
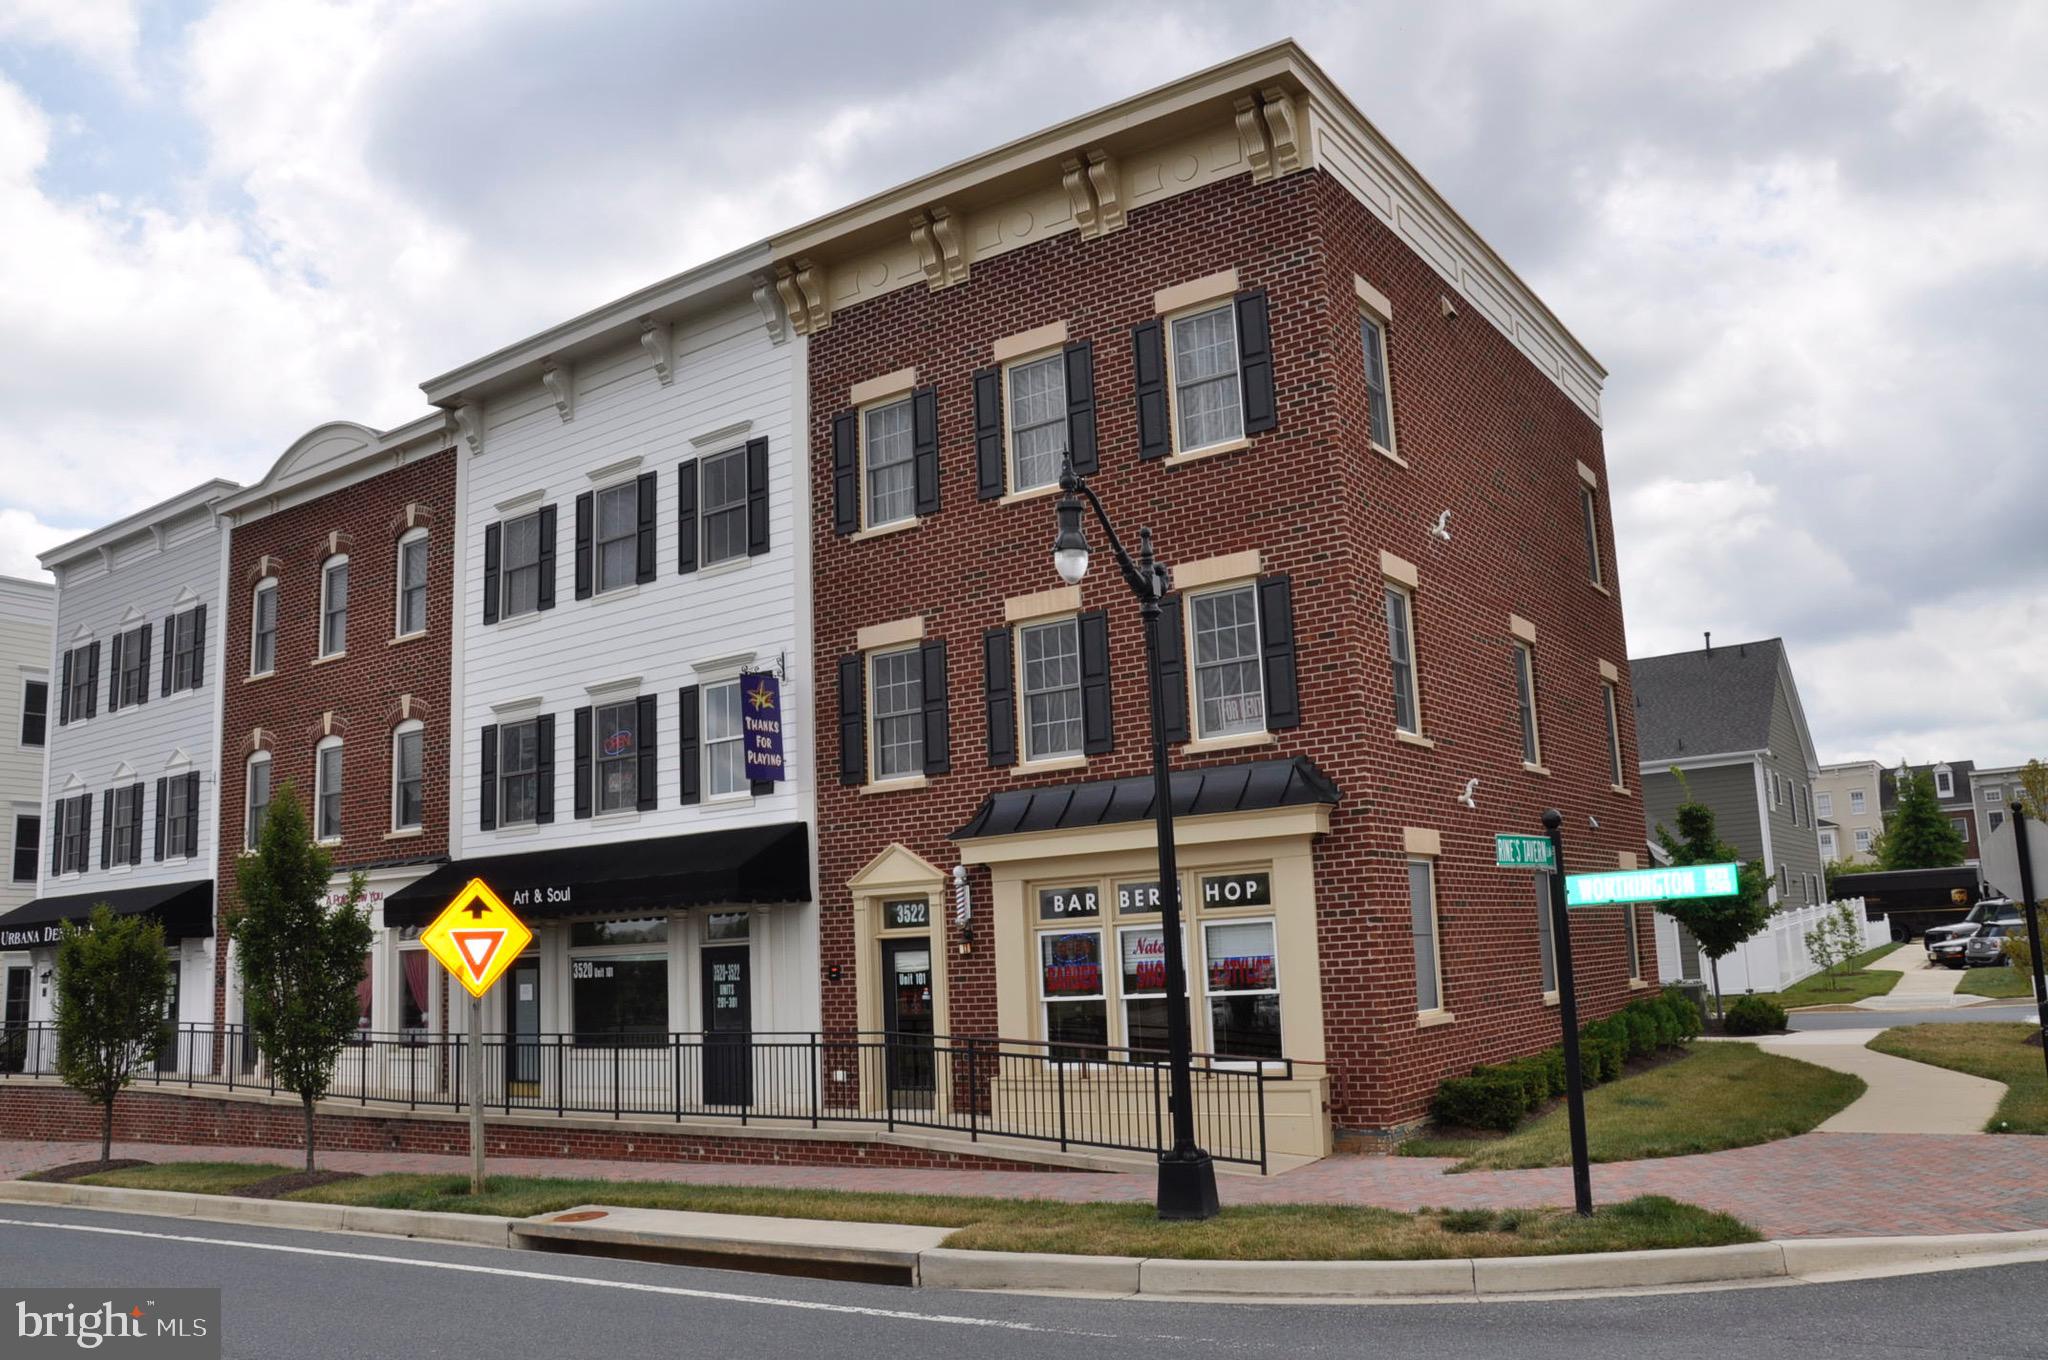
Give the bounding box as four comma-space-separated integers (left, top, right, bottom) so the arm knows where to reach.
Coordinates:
779, 42, 1650, 1144
212, 418, 456, 1038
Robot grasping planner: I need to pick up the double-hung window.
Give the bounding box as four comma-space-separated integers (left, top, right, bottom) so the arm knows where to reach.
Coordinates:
168, 607, 202, 692
1384, 584, 1419, 734
1007, 353, 1067, 493
595, 701, 639, 812
113, 624, 149, 709
1190, 584, 1263, 739
1535, 872, 1558, 995
501, 512, 543, 618
1850, 789, 1866, 815
1513, 642, 1542, 766
869, 647, 924, 780
314, 739, 342, 842
1603, 681, 1625, 786
1820, 828, 1837, 858
1408, 859, 1442, 1013
164, 774, 193, 856
595, 482, 638, 593
700, 448, 748, 567
396, 530, 428, 636
245, 752, 271, 850
319, 558, 349, 658
20, 679, 46, 746
1204, 918, 1281, 1060
1854, 827, 1872, 852
1935, 768, 1954, 799
392, 722, 423, 831
1118, 923, 1176, 1057
10, 813, 37, 882
66, 647, 94, 721
863, 398, 916, 529
498, 721, 539, 825
1359, 312, 1395, 452
60, 797, 89, 874
1170, 304, 1243, 452
108, 786, 137, 867
1582, 486, 1603, 586
1818, 791, 1834, 817
250, 580, 277, 675
1019, 618, 1082, 761
703, 681, 744, 798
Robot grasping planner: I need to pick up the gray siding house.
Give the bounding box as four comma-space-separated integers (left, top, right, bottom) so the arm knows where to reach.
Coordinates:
1631, 638, 1828, 981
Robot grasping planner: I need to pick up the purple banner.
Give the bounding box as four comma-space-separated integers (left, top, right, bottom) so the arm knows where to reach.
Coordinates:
741, 672, 785, 784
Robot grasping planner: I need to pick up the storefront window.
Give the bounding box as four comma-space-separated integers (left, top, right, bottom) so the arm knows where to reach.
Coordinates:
705, 911, 750, 942
570, 956, 667, 1044
355, 952, 373, 1035
1118, 924, 1178, 1058
1203, 919, 1280, 1061
397, 947, 429, 1034
570, 918, 668, 947
1039, 929, 1106, 1058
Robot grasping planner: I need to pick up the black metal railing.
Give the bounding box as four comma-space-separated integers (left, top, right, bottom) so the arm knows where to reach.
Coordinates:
0, 1023, 1293, 1170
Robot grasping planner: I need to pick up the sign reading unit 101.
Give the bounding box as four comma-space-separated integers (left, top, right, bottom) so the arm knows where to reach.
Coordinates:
1564, 862, 1741, 908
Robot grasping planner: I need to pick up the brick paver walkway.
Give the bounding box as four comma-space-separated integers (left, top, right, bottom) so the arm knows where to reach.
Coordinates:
6, 1130, 2043, 1240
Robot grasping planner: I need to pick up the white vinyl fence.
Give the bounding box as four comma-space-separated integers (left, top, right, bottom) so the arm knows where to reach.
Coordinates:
1656, 897, 1887, 994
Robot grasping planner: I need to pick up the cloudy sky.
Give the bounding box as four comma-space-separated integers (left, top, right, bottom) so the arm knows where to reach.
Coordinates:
2, 0, 2043, 767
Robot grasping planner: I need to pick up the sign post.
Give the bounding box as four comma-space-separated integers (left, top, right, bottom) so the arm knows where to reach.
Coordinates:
419, 878, 533, 1196
1541, 810, 1594, 1218
2011, 802, 2048, 1088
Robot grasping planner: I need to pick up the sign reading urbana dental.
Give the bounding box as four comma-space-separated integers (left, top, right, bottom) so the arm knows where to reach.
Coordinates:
0, 922, 63, 949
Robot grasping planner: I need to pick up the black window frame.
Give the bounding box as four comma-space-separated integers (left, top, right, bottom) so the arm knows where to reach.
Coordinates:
19, 678, 47, 747
10, 813, 38, 883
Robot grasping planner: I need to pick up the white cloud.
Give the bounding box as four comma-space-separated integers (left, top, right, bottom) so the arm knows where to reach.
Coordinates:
0, 0, 140, 85
0, 508, 69, 580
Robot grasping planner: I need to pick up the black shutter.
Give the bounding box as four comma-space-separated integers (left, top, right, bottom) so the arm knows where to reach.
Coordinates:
189, 605, 206, 687
183, 772, 200, 857
108, 633, 124, 713
678, 685, 701, 806
84, 642, 98, 718
128, 785, 143, 864
1235, 289, 1276, 434
912, 385, 940, 516
135, 624, 151, 705
573, 707, 592, 820
1257, 574, 1300, 730
1133, 319, 1169, 460
153, 778, 166, 862
746, 437, 771, 556
1064, 341, 1098, 474
161, 617, 174, 696
837, 654, 865, 786
537, 504, 557, 610
635, 693, 658, 811
76, 795, 90, 873
1080, 609, 1113, 754
983, 628, 1016, 768
479, 724, 498, 831
676, 459, 699, 574
51, 800, 63, 875
921, 638, 950, 776
482, 521, 502, 624
973, 367, 1004, 500
634, 471, 657, 584
1154, 594, 1189, 743
100, 790, 113, 869
832, 411, 859, 535
534, 713, 556, 825
58, 649, 71, 726
573, 491, 594, 599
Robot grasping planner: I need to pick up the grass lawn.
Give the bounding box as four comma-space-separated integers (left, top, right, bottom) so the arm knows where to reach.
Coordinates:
1957, 965, 2040, 1000
56, 1165, 1756, 1260
1748, 942, 1904, 1009
1399, 1043, 1864, 1171
1869, 1023, 2046, 1134
74, 1162, 292, 1195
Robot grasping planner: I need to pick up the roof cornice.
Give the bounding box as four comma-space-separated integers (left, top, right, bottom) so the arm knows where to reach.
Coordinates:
37, 479, 240, 569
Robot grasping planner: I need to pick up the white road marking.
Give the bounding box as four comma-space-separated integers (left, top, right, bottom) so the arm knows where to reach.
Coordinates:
0, 1214, 1070, 1334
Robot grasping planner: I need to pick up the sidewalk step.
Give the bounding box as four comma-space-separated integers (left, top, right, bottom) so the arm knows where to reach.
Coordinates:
509, 1205, 951, 1286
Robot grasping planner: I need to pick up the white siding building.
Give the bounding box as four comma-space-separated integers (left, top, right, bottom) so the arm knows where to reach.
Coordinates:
1, 575, 55, 1052
1, 482, 238, 1039
379, 243, 818, 1099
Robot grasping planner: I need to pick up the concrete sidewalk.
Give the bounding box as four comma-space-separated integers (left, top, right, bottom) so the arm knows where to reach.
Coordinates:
1750, 1029, 2004, 1134
1857, 944, 1977, 1010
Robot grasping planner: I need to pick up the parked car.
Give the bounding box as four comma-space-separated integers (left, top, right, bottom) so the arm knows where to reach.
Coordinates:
1962, 922, 2022, 968
1925, 898, 2015, 958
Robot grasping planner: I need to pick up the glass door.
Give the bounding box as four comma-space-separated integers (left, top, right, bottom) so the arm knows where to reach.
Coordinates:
154, 966, 181, 1073
1, 967, 28, 1073
881, 938, 935, 1107
504, 958, 541, 1097
700, 933, 752, 1107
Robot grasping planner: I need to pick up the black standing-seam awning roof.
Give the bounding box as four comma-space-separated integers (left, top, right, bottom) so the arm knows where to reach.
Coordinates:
0, 879, 214, 949
951, 756, 1341, 840
381, 822, 811, 928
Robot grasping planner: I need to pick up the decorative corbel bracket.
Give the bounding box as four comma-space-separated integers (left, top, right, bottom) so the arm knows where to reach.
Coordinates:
1235, 95, 1273, 182
449, 404, 484, 456
1085, 151, 1124, 235
1060, 157, 1098, 238
639, 319, 674, 386
540, 360, 574, 422
1259, 86, 1303, 177
749, 274, 788, 345
774, 259, 829, 336
908, 208, 969, 290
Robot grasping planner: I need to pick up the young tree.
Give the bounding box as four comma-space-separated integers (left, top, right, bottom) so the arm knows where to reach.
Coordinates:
1803, 901, 1864, 991
2015, 759, 2048, 822
1653, 779, 1772, 1018
1879, 765, 1968, 870
233, 781, 371, 1171
54, 904, 175, 1164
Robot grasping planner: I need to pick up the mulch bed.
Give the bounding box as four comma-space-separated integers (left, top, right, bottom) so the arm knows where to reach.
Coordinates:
27, 1158, 154, 1183
232, 1169, 361, 1199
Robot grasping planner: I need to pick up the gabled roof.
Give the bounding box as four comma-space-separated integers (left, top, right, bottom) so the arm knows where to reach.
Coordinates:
1629, 637, 1817, 769
1882, 761, 1977, 811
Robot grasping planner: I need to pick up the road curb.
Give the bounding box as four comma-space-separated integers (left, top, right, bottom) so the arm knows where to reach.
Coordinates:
7, 1181, 2048, 1302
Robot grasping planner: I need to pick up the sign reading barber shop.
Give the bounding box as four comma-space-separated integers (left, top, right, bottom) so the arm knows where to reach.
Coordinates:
741, 672, 785, 783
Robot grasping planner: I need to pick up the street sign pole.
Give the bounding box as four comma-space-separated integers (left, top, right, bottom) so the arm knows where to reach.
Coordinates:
1542, 809, 1594, 1218
468, 992, 485, 1195
419, 878, 532, 1198
2011, 802, 2048, 1088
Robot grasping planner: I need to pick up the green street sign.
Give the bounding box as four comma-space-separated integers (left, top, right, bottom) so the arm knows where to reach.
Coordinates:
1495, 834, 1555, 869
1564, 862, 1741, 908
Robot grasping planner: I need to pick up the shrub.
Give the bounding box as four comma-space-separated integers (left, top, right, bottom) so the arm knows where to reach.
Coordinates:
1662, 987, 1704, 1040
1723, 995, 1787, 1035
1619, 1008, 1657, 1058
1497, 1056, 1555, 1105
1431, 1067, 1535, 1132
1579, 1032, 1624, 1083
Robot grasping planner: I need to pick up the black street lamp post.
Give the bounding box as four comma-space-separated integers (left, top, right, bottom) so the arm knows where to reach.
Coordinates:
1051, 456, 1220, 1221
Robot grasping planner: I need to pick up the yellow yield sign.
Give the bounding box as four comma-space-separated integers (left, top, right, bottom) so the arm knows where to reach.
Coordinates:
421, 878, 533, 999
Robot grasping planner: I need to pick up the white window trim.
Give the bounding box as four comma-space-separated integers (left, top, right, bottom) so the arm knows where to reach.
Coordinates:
1384, 580, 1422, 738
497, 719, 540, 828
1850, 791, 1867, 814
1581, 484, 1604, 588
1406, 857, 1444, 1016
394, 528, 429, 640
1817, 791, 1834, 817
499, 508, 545, 620
1935, 768, 1954, 799
1854, 828, 1872, 851
591, 698, 642, 815
1602, 680, 1625, 789
866, 643, 925, 785
244, 751, 272, 852
1625, 903, 1643, 983
700, 678, 752, 803
592, 478, 639, 596
318, 556, 349, 660
1199, 914, 1283, 1065
1016, 615, 1085, 766
314, 736, 344, 844
1357, 303, 1398, 459
1513, 641, 1543, 769
1037, 923, 1107, 1062
390, 719, 424, 832
859, 394, 918, 533
698, 446, 752, 571
9, 812, 37, 883
1185, 581, 1266, 743
250, 579, 278, 678
1113, 920, 1185, 1052
1163, 298, 1245, 460
1003, 346, 1068, 497
1984, 787, 2002, 804
1536, 871, 1559, 1002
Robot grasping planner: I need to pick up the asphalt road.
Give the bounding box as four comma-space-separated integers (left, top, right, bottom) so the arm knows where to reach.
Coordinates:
3, 1205, 2045, 1359
1791, 1002, 2041, 1030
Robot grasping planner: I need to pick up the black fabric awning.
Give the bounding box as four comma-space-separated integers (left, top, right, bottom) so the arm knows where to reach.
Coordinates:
381, 822, 811, 928
0, 879, 214, 949
951, 756, 1341, 840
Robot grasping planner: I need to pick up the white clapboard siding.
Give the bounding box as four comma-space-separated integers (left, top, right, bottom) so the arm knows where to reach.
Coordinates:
0, 576, 55, 916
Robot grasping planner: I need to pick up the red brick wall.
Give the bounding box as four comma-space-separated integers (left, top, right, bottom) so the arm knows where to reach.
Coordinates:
0, 1083, 1059, 1173
214, 449, 457, 1024
804, 168, 1653, 1131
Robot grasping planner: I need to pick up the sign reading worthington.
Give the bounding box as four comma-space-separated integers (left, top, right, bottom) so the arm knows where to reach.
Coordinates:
1494, 833, 1556, 869
1563, 863, 1741, 908
741, 672, 785, 783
